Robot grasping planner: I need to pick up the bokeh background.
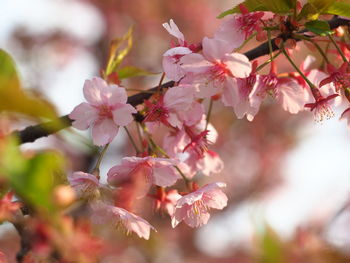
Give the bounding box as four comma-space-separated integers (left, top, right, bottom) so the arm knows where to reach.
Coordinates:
1, 0, 350, 262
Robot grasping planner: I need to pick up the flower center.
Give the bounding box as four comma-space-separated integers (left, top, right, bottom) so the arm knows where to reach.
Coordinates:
98, 105, 113, 119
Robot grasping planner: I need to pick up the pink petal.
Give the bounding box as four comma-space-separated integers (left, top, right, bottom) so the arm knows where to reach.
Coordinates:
91, 118, 119, 146
163, 56, 186, 82
214, 17, 245, 50
276, 79, 308, 114
104, 85, 128, 105
69, 102, 98, 130
163, 46, 192, 57
112, 104, 136, 126
164, 85, 195, 111
224, 53, 251, 78
183, 209, 210, 228
202, 37, 232, 62
180, 53, 212, 74
152, 162, 179, 187
162, 19, 185, 44
83, 77, 108, 106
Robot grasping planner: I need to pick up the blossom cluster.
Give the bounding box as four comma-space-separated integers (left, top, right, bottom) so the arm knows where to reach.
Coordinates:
68, 3, 350, 240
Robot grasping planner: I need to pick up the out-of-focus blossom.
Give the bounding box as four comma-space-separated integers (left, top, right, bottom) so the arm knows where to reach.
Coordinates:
149, 188, 182, 216
107, 156, 180, 193
172, 182, 228, 228
0, 192, 21, 222
180, 37, 251, 98
92, 202, 155, 240
69, 77, 136, 146
68, 171, 101, 199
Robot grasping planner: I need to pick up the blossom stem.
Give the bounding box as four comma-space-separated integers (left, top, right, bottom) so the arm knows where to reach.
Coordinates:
256, 51, 282, 72
92, 143, 110, 178
136, 123, 145, 152
157, 72, 166, 93
293, 34, 330, 64
236, 32, 257, 52
327, 33, 349, 64
267, 29, 274, 62
281, 43, 316, 90
124, 127, 141, 154
205, 99, 213, 131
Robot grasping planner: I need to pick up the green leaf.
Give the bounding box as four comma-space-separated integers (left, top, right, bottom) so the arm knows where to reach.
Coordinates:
259, 225, 284, 263
117, 66, 158, 79
0, 136, 64, 214
217, 0, 294, 18
298, 0, 337, 20
325, 2, 350, 18
0, 49, 58, 120
105, 26, 134, 76
305, 20, 333, 36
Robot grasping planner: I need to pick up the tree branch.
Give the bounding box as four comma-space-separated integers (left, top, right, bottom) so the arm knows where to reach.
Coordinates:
14, 17, 349, 144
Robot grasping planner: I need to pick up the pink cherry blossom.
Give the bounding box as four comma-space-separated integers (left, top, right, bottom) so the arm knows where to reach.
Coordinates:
214, 4, 273, 50
249, 62, 309, 115
163, 118, 222, 178
68, 171, 101, 198
171, 182, 228, 228
107, 156, 180, 193
91, 202, 155, 240
180, 37, 251, 98
144, 85, 197, 128
222, 61, 263, 121
320, 62, 350, 92
162, 19, 200, 81
69, 77, 137, 146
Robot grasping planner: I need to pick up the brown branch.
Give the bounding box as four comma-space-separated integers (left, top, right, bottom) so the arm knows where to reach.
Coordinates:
14, 17, 349, 144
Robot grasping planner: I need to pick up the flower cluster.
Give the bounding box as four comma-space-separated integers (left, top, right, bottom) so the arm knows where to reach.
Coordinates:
68, 3, 350, 240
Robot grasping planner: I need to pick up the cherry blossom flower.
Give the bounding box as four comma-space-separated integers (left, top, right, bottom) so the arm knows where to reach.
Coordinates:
180, 37, 251, 98
68, 171, 101, 198
143, 85, 196, 128
162, 19, 200, 81
214, 4, 273, 49
171, 182, 228, 228
91, 202, 155, 240
320, 62, 350, 92
249, 62, 309, 115
305, 93, 339, 122
222, 61, 263, 121
69, 77, 137, 146
107, 156, 180, 194
163, 117, 222, 178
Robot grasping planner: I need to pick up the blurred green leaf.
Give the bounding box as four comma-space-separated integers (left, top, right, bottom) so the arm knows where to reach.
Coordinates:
0, 136, 64, 214
305, 20, 333, 36
105, 26, 134, 76
117, 66, 157, 79
325, 2, 350, 17
298, 0, 336, 20
259, 225, 284, 263
0, 49, 57, 120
